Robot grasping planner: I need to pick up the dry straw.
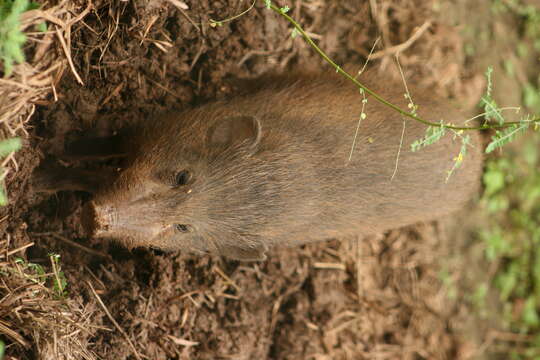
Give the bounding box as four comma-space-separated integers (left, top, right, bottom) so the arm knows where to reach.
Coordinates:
0, 1, 97, 359
1, 1, 91, 180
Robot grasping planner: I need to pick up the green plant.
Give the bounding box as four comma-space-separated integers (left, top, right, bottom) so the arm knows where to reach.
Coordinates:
49, 253, 68, 298
0, 0, 39, 76
493, 0, 540, 50
481, 135, 540, 358
209, 1, 540, 172
478, 8, 540, 356
492, 0, 540, 116
0, 137, 21, 205
438, 267, 458, 300
14, 253, 68, 298
524, 83, 540, 114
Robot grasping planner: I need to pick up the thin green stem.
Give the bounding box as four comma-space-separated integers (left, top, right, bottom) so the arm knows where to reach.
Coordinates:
210, 0, 257, 26
268, 3, 540, 131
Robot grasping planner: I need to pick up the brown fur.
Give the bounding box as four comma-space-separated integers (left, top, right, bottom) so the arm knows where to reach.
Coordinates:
81, 71, 483, 260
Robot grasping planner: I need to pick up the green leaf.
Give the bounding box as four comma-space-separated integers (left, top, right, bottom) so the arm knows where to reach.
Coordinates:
523, 82, 540, 113
28, 1, 40, 10
411, 121, 446, 151
28, 262, 45, 277
486, 122, 529, 153
497, 270, 517, 302
0, 137, 21, 157
0, 190, 7, 206
445, 133, 470, 182
0, 0, 31, 76
533, 251, 540, 301
485, 66, 494, 98
523, 138, 539, 165
36, 22, 47, 32
485, 194, 509, 213
484, 229, 509, 260
471, 283, 488, 308
523, 297, 540, 327
483, 167, 505, 196
503, 59, 515, 77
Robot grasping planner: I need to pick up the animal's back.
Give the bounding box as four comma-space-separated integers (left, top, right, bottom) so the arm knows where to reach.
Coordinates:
83, 71, 483, 259
212, 72, 483, 243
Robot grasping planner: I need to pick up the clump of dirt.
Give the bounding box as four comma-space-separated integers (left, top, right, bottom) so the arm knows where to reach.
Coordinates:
2, 0, 487, 359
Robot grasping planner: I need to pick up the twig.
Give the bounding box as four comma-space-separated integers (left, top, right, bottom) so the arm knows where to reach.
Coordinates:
356, 237, 363, 304
87, 281, 144, 360
140, 14, 159, 45
50, 254, 64, 296
313, 262, 346, 271
66, 2, 93, 28
238, 49, 279, 67
213, 266, 241, 292
370, 21, 432, 59
100, 83, 124, 106
0, 242, 34, 259
269, 5, 539, 130
166, 290, 202, 307
189, 39, 206, 72
391, 119, 406, 181
166, 0, 201, 32
98, 6, 120, 63
356, 37, 380, 78
390, 56, 410, 181
166, 335, 199, 347
489, 330, 536, 342
30, 232, 111, 259
144, 76, 185, 101
55, 27, 83, 85
348, 71, 371, 162
209, 0, 256, 26
0, 320, 29, 347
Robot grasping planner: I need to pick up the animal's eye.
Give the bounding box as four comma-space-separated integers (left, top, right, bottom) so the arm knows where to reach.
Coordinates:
174, 170, 191, 186
174, 224, 191, 233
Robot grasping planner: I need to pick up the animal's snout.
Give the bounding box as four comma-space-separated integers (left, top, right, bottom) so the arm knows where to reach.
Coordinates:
81, 201, 116, 238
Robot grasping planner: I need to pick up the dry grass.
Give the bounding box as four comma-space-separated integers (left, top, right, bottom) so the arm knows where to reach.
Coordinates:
0, 238, 99, 360
0, 1, 94, 359
0, 1, 91, 187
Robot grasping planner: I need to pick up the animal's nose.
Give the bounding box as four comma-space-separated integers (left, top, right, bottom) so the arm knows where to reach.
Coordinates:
82, 201, 116, 238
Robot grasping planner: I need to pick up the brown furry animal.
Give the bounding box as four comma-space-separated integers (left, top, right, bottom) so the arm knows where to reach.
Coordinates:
38, 71, 484, 260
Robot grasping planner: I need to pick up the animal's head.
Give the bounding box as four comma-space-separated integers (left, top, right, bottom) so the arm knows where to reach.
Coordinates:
83, 114, 278, 261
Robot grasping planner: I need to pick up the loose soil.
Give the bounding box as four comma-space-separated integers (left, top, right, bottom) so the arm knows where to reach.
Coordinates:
2, 0, 528, 359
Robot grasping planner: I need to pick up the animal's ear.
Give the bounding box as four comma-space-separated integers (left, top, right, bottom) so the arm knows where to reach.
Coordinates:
220, 243, 267, 262
207, 115, 261, 151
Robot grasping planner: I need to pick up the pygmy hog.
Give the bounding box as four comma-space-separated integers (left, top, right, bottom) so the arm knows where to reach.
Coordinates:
44, 71, 484, 261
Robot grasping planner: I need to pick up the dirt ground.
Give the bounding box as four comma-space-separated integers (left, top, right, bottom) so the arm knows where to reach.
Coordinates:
1, 0, 525, 359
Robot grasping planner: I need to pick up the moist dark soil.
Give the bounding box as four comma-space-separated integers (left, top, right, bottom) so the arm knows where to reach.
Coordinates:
3, 0, 503, 359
